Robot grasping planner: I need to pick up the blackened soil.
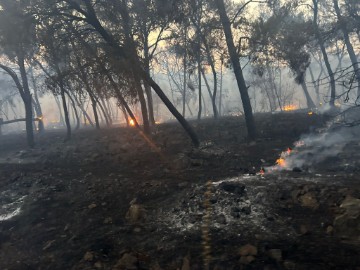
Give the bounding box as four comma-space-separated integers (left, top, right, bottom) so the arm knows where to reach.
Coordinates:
0, 112, 359, 270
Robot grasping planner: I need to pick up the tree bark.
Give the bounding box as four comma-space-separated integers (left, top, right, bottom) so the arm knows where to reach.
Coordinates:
59, 81, 72, 140
300, 78, 316, 109
0, 62, 34, 147
198, 70, 202, 120
18, 58, 35, 147
332, 0, 360, 97
313, 0, 336, 106
65, 90, 80, 130
119, 0, 150, 134
89, 94, 100, 129
54, 95, 65, 126
183, 24, 187, 118
214, 0, 256, 139
143, 40, 156, 125
30, 68, 45, 133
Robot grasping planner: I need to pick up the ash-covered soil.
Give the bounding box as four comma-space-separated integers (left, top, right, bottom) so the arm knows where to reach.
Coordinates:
0, 112, 359, 270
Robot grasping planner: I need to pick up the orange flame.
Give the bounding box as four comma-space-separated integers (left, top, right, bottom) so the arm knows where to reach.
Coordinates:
283, 105, 297, 111
129, 119, 136, 127
276, 158, 286, 167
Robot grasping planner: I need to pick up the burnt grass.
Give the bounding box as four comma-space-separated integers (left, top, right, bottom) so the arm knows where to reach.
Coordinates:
0, 112, 359, 270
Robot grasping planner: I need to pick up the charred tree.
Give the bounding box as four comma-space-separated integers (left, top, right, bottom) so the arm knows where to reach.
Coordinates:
312, 0, 336, 107
332, 0, 360, 97
214, 0, 256, 139
0, 63, 34, 147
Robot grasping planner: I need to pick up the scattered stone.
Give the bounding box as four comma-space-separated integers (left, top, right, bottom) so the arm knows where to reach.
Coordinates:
178, 182, 188, 188
283, 260, 296, 270
239, 255, 255, 264
181, 256, 190, 270
64, 224, 70, 232
103, 217, 113, 224
83, 251, 94, 262
210, 196, 218, 204
189, 214, 201, 224
94, 261, 102, 269
219, 182, 246, 196
239, 244, 258, 256
298, 192, 319, 209
334, 196, 360, 240
241, 205, 251, 215
125, 200, 146, 224
88, 203, 97, 209
42, 240, 56, 251
326, 225, 334, 234
300, 225, 309, 235
113, 253, 138, 270
190, 159, 203, 166
268, 249, 282, 262
215, 214, 227, 224
151, 262, 163, 270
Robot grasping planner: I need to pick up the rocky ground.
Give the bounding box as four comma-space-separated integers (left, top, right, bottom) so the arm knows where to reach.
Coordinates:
0, 112, 359, 270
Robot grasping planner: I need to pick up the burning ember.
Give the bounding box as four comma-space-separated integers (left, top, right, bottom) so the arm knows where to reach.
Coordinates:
129, 119, 136, 127
283, 105, 297, 111
276, 157, 286, 167
276, 147, 292, 168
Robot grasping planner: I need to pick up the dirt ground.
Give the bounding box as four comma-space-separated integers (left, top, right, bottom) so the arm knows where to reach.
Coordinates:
0, 112, 359, 270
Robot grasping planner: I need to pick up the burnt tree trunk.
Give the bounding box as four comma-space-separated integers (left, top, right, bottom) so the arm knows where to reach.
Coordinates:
89, 94, 100, 129
30, 68, 45, 133
214, 0, 256, 139
18, 58, 35, 147
143, 38, 156, 126
54, 95, 65, 126
332, 0, 360, 97
183, 24, 187, 118
59, 81, 71, 140
300, 78, 316, 109
64, 90, 80, 130
119, 1, 150, 134
0, 63, 34, 147
313, 0, 336, 107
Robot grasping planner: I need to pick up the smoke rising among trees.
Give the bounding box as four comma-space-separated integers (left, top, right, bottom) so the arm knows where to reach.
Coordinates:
0, 0, 358, 146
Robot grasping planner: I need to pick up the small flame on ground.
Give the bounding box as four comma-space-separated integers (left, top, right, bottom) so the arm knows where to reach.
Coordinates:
283, 105, 297, 111
276, 158, 286, 167
129, 119, 136, 127
308, 111, 314, 116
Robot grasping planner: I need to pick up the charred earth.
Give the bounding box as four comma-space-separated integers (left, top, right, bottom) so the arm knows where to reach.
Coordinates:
0, 112, 359, 270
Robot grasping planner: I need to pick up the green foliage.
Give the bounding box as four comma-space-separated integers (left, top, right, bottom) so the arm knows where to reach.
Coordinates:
0, 0, 37, 61
249, 4, 314, 84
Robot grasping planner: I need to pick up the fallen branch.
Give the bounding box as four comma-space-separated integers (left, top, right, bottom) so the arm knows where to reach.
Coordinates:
0, 118, 41, 125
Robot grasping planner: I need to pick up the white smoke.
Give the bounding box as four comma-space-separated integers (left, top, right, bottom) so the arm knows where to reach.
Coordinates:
268, 106, 360, 172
